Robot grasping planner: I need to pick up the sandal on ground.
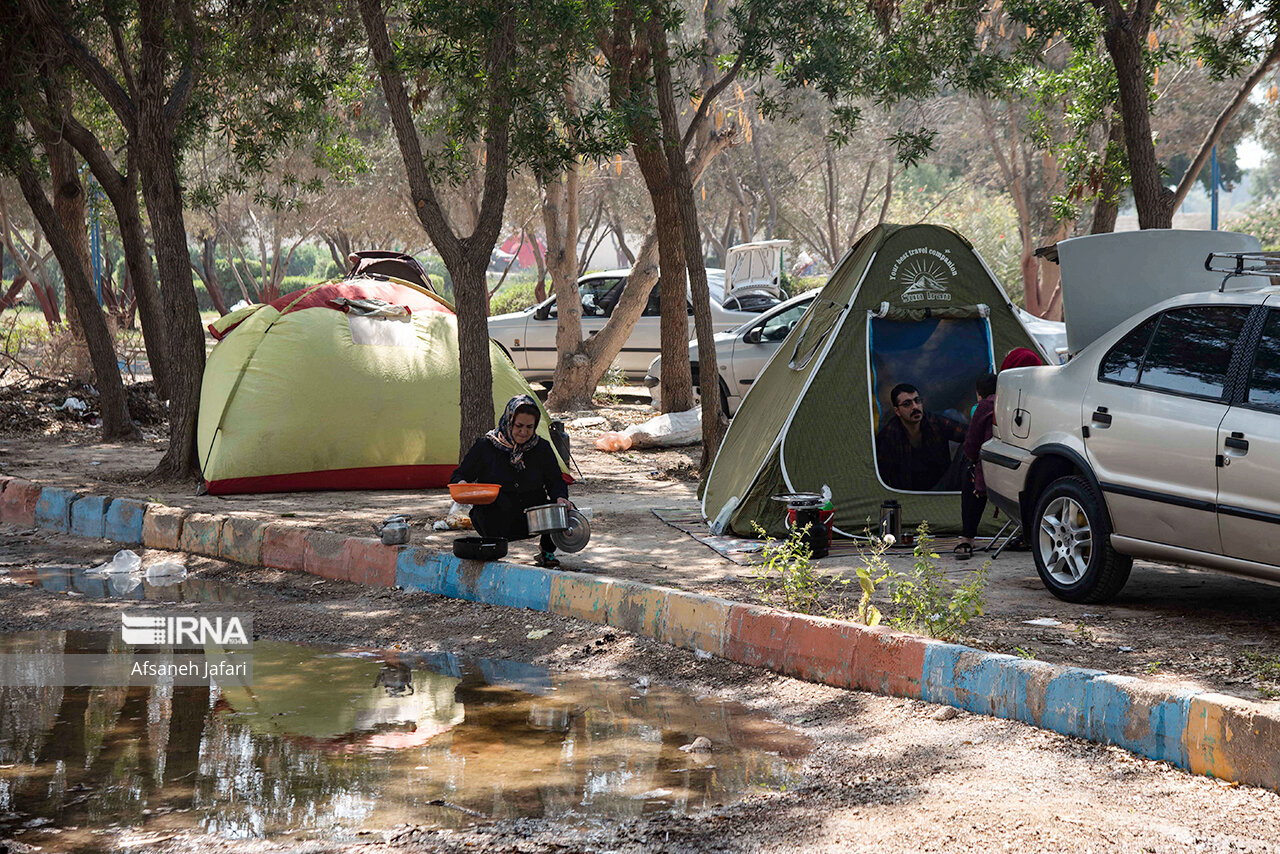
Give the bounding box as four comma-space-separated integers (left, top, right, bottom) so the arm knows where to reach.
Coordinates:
953, 542, 973, 561
534, 552, 561, 569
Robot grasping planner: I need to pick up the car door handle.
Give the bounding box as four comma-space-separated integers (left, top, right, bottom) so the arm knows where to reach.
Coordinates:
1091, 408, 1112, 427
1225, 435, 1250, 453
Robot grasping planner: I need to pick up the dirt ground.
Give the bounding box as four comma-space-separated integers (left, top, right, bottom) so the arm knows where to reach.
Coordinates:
2, 530, 1280, 854
3, 387, 1280, 705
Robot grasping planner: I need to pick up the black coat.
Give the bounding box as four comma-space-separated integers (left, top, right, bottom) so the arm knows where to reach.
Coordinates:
450, 438, 568, 540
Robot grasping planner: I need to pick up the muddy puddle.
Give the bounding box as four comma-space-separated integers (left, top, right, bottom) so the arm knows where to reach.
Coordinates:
9, 565, 243, 603
0, 633, 807, 849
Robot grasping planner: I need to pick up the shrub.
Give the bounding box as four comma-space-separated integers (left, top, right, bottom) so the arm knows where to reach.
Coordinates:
749, 522, 851, 615
489, 280, 541, 315
886, 523, 988, 640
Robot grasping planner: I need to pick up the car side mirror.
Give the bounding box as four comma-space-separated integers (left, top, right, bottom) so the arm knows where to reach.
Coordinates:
743, 327, 763, 345
534, 303, 552, 321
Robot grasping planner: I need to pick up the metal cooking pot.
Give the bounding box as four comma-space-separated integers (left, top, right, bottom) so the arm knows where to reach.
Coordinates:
525, 503, 570, 533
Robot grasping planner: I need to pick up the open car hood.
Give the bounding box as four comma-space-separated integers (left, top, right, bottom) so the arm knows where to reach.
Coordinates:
724, 240, 789, 302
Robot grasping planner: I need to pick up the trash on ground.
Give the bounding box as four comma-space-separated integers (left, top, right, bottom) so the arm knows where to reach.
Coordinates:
51, 397, 88, 414
145, 561, 187, 586
569, 416, 607, 429
86, 549, 141, 577
526, 628, 552, 640
1023, 618, 1062, 627
595, 407, 701, 452
679, 736, 713, 753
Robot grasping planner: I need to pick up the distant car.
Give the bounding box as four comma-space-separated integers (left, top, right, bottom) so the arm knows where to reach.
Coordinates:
645, 291, 817, 415
487, 241, 787, 382
982, 277, 1280, 603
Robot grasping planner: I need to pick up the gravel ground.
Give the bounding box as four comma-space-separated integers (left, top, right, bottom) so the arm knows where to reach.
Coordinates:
1, 530, 1279, 853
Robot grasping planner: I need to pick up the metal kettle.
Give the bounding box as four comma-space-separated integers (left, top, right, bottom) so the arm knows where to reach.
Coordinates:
373, 515, 411, 546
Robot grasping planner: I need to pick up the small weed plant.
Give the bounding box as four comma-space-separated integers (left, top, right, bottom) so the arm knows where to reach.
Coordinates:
749, 522, 850, 615
852, 532, 893, 627
593, 362, 628, 405
886, 524, 988, 640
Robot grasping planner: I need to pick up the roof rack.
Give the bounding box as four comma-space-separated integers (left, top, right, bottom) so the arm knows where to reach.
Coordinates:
1204, 252, 1280, 292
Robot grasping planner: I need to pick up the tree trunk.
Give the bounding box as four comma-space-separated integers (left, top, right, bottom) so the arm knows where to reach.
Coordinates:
110, 159, 171, 395
452, 255, 497, 451
136, 59, 206, 477
1100, 1, 1172, 228
1091, 115, 1125, 235
44, 138, 92, 380
10, 144, 136, 440
651, 21, 725, 462
543, 161, 595, 411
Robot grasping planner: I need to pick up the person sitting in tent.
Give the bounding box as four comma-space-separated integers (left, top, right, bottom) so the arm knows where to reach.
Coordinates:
451, 394, 570, 568
875, 383, 968, 492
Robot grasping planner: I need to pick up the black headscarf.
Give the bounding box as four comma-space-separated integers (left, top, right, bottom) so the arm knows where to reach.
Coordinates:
484, 394, 542, 470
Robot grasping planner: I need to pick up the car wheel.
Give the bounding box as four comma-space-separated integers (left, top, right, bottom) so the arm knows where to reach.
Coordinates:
1031, 476, 1132, 604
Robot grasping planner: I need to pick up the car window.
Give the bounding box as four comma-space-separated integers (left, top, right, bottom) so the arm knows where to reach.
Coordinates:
760, 301, 811, 342
580, 277, 624, 317
1136, 306, 1250, 399
643, 285, 661, 317
1099, 316, 1158, 384
1246, 309, 1280, 410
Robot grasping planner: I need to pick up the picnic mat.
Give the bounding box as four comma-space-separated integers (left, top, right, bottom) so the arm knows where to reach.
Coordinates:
652, 509, 982, 564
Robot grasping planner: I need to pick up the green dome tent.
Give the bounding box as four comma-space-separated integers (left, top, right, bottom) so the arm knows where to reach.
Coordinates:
701, 224, 1047, 538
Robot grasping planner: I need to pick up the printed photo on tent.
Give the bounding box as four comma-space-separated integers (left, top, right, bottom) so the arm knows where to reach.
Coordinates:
869, 315, 994, 493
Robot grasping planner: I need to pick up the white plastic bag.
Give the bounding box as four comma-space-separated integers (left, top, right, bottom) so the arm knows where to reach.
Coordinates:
146, 561, 187, 586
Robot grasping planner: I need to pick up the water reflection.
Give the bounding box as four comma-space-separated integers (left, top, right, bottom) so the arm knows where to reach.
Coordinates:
0, 634, 807, 847
12, 566, 242, 603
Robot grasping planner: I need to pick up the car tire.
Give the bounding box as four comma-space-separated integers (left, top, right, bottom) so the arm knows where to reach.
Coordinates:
1030, 476, 1132, 604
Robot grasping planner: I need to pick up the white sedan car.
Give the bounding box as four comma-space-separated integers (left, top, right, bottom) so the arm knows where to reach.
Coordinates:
487, 242, 787, 382
645, 291, 817, 415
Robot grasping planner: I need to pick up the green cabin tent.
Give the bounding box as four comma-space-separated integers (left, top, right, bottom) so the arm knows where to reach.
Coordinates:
701, 223, 1047, 538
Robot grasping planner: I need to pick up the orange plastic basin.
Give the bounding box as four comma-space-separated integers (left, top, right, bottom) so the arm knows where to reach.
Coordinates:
449, 483, 501, 505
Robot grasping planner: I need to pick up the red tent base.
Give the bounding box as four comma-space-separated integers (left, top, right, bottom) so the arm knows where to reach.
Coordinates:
206, 464, 457, 495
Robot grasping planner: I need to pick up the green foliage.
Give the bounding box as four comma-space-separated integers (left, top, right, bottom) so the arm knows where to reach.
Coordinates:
886, 524, 988, 640
852, 536, 893, 627
1226, 199, 1280, 250
888, 184, 1022, 300
489, 281, 541, 315
593, 362, 629, 405
749, 522, 851, 615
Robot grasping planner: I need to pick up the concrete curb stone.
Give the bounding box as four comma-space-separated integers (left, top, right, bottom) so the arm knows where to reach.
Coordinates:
141, 505, 186, 550
105, 498, 149, 544
218, 517, 266, 566
1, 480, 41, 527
35, 487, 81, 534
262, 524, 307, 571
179, 513, 225, 557
70, 495, 111, 539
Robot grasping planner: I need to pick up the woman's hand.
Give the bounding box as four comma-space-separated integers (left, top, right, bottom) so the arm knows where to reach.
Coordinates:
556, 497, 571, 507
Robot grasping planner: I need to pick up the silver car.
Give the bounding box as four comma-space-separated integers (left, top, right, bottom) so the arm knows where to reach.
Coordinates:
645, 291, 817, 414
487, 242, 787, 382
982, 285, 1280, 603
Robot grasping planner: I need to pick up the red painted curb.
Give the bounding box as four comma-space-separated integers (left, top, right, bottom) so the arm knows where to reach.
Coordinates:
1, 480, 40, 527
852, 626, 928, 699
725, 604, 794, 672
783, 615, 860, 689
261, 524, 307, 571
344, 537, 398, 587
303, 531, 348, 581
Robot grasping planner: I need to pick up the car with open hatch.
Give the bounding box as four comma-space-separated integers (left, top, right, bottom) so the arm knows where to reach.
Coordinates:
981, 262, 1280, 603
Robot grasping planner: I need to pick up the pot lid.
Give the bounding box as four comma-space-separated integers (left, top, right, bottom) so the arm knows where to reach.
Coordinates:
550, 510, 591, 553
771, 492, 824, 508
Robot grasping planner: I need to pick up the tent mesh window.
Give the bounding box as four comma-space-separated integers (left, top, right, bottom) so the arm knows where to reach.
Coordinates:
868, 314, 994, 492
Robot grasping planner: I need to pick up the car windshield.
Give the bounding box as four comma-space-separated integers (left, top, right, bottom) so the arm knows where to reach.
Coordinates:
759, 300, 812, 341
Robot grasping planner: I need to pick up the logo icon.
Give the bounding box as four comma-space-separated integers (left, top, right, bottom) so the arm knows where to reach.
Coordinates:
121, 614, 167, 645
890, 247, 956, 303
121, 613, 252, 647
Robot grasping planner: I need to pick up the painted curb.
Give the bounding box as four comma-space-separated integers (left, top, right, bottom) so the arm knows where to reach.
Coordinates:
6, 477, 1280, 792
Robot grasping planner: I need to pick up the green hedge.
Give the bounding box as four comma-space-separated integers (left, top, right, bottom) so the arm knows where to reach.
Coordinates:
489, 280, 541, 315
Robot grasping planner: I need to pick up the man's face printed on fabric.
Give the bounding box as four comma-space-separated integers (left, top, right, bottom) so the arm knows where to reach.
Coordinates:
892, 390, 925, 425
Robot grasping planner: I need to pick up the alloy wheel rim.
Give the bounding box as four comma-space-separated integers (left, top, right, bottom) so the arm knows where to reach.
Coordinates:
1038, 496, 1093, 585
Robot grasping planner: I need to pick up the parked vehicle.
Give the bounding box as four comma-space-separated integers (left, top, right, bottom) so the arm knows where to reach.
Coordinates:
645, 291, 817, 414
487, 242, 786, 382
982, 256, 1280, 603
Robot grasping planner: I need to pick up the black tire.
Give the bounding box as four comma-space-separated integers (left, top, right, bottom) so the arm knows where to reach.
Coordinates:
1030, 476, 1132, 603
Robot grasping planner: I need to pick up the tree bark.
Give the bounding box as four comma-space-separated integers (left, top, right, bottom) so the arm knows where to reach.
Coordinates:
358, 0, 512, 453
652, 19, 726, 463
9, 134, 136, 440
61, 116, 171, 396
135, 0, 206, 479
1096, 0, 1172, 228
